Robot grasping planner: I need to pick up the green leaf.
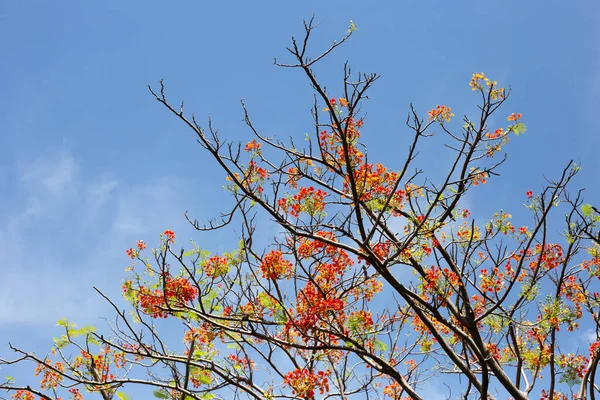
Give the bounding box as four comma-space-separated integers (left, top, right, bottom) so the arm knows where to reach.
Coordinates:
56, 318, 73, 327
196, 374, 212, 385
512, 122, 527, 135
183, 250, 196, 257
53, 336, 69, 349
565, 234, 575, 245
462, 121, 475, 130
153, 389, 169, 399
116, 392, 133, 400
373, 339, 388, 352
581, 204, 593, 217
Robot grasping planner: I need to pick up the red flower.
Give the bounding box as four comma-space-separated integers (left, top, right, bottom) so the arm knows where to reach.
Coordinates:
329, 98, 336, 106
126, 248, 136, 259
163, 229, 176, 244
526, 191, 533, 198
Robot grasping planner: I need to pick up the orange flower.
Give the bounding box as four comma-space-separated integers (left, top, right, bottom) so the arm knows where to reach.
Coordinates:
507, 113, 522, 121
11, 390, 35, 400
470, 72, 505, 99
427, 105, 454, 122
470, 72, 486, 90
244, 139, 261, 152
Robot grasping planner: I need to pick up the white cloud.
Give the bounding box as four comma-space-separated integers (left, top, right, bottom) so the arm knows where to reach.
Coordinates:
87, 178, 118, 206
582, 328, 598, 344
21, 151, 78, 196
0, 149, 196, 328
0, 269, 106, 325
111, 176, 192, 237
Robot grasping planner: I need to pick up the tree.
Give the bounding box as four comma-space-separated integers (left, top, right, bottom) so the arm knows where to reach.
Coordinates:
1, 18, 599, 400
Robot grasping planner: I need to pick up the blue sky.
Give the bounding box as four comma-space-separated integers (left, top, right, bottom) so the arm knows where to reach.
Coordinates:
1, 0, 599, 398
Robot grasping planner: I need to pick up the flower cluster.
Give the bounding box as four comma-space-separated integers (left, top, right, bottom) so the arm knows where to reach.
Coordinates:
293, 282, 345, 332
10, 391, 35, 400
227, 161, 270, 195
427, 105, 454, 122
279, 186, 327, 217
244, 139, 261, 153
422, 266, 461, 299
227, 354, 256, 370
346, 163, 405, 212
260, 250, 293, 280
34, 360, 65, 390
507, 112, 522, 121
470, 72, 505, 100
317, 116, 364, 167
540, 390, 568, 400
283, 368, 330, 399
203, 255, 230, 278
69, 388, 84, 400
529, 243, 564, 272
479, 267, 507, 293
76, 346, 121, 383
283, 232, 359, 334
383, 381, 411, 400
469, 168, 488, 186
556, 353, 588, 384
347, 310, 374, 333
184, 323, 220, 347
163, 229, 176, 244
125, 240, 147, 259
138, 274, 198, 318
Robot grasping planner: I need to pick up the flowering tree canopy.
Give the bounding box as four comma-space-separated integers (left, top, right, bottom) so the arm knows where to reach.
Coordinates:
1, 19, 599, 400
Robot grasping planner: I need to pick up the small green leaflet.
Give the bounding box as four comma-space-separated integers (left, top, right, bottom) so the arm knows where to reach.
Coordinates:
116, 392, 133, 400
373, 339, 388, 352
512, 122, 527, 135
196, 374, 212, 385
153, 389, 169, 399
581, 204, 593, 217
